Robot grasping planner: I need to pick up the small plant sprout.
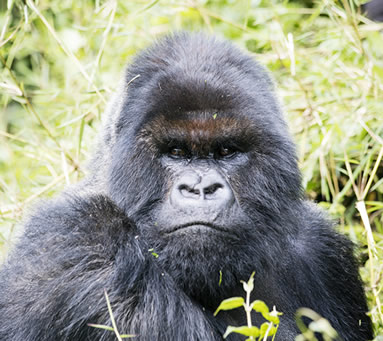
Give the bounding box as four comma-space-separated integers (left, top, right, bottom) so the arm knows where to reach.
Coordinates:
214, 272, 281, 341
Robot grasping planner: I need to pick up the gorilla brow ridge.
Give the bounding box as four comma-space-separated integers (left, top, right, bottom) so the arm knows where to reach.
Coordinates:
139, 114, 256, 155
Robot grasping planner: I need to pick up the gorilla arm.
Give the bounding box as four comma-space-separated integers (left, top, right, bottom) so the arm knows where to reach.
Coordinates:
0, 194, 226, 341
274, 204, 373, 340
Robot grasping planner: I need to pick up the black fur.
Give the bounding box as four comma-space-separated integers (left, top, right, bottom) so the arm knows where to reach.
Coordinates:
0, 33, 373, 340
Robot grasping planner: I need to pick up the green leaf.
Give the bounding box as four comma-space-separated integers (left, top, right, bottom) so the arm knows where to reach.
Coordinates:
262, 310, 282, 324
223, 326, 260, 338
251, 300, 269, 314
214, 297, 244, 316
259, 322, 277, 337
251, 301, 281, 324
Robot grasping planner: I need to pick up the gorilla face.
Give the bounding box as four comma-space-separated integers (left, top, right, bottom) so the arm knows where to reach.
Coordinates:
145, 113, 253, 234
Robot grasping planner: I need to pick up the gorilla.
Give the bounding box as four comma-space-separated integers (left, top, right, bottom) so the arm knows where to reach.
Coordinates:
0, 33, 373, 340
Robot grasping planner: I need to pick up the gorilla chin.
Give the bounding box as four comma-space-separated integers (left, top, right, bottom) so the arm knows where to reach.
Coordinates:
0, 32, 373, 341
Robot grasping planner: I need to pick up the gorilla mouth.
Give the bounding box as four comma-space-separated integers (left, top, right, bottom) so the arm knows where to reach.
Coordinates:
167, 222, 228, 235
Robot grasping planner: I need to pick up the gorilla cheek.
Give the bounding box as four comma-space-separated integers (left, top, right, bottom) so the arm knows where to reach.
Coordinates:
108, 148, 164, 217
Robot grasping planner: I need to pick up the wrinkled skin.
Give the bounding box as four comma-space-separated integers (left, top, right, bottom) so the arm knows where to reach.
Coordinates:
0, 33, 373, 340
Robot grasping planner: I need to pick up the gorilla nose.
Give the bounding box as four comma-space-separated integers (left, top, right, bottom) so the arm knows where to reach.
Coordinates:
179, 183, 223, 199
170, 170, 234, 209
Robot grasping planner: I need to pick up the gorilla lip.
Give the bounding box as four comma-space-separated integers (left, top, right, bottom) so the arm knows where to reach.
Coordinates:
167, 222, 227, 234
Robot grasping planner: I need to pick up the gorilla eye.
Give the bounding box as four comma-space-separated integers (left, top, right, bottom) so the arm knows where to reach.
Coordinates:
169, 148, 187, 158
218, 146, 236, 158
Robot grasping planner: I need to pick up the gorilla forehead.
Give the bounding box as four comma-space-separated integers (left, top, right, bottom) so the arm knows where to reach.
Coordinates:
117, 33, 284, 134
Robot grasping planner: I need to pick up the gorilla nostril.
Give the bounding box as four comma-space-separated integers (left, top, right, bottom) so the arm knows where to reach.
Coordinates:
179, 184, 200, 198
203, 184, 223, 196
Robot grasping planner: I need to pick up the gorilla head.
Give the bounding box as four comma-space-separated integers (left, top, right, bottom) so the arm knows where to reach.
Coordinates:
0, 33, 372, 341
94, 33, 304, 301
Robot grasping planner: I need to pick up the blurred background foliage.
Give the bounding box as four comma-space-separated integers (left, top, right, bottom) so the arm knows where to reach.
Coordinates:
0, 0, 382, 337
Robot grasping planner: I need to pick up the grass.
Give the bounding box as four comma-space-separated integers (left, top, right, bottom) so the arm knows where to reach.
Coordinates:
0, 0, 382, 337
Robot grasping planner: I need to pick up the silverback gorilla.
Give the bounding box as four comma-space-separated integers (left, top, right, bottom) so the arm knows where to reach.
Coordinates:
0, 33, 373, 340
